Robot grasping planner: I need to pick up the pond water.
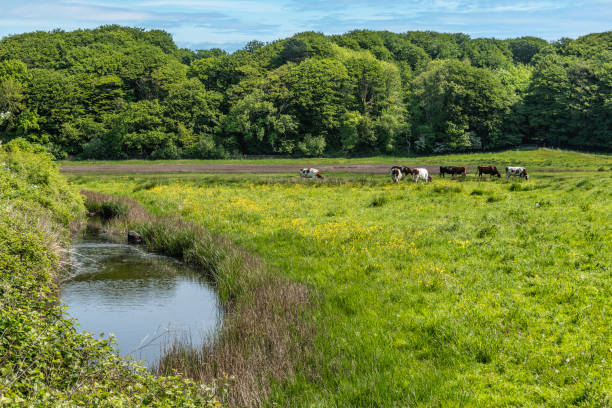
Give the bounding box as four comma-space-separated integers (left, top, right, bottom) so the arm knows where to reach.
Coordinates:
61, 233, 221, 368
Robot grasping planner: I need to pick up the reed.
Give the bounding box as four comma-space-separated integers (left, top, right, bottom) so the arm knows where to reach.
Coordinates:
81, 190, 313, 407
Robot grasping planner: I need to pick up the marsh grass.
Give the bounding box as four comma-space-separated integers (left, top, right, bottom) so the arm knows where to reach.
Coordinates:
74, 166, 612, 407
81, 190, 312, 407
369, 195, 388, 207
470, 188, 485, 195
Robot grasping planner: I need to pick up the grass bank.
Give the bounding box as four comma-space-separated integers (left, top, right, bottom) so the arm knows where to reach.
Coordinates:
81, 190, 312, 407
73, 164, 612, 406
62, 148, 612, 170
0, 140, 221, 407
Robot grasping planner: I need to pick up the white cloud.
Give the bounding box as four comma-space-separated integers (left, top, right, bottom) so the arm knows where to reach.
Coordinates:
0, 0, 610, 50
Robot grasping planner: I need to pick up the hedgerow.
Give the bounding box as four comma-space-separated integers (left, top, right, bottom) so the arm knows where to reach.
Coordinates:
0, 139, 222, 406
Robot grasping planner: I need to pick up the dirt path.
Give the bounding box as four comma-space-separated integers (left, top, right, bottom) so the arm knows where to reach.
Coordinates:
61, 163, 445, 175
61, 163, 589, 175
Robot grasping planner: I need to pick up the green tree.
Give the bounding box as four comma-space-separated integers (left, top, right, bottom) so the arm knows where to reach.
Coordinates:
275, 32, 336, 66
411, 60, 514, 152
286, 57, 351, 151
222, 89, 298, 154
525, 54, 611, 150
463, 38, 513, 69
507, 37, 551, 64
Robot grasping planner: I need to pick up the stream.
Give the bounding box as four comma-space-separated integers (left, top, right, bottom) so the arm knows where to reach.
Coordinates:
61, 232, 221, 368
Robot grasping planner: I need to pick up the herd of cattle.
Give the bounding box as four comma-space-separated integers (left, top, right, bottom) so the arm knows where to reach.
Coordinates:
299, 165, 530, 182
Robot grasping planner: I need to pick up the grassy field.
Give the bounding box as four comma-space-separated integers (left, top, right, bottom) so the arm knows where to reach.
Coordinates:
62, 148, 612, 170
70, 157, 611, 406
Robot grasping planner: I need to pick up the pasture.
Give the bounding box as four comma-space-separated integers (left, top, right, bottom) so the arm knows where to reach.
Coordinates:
70, 162, 611, 406
62, 148, 612, 171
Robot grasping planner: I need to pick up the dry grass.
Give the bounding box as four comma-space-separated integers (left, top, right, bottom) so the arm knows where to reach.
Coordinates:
80, 190, 313, 407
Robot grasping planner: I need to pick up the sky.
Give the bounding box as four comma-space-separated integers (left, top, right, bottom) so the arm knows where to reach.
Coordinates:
0, 0, 610, 51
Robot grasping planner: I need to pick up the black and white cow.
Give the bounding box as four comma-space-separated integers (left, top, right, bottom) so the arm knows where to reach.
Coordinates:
390, 167, 403, 183
299, 168, 324, 179
506, 166, 529, 181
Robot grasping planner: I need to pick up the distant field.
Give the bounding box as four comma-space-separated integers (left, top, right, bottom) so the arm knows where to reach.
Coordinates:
72, 164, 612, 406
61, 148, 612, 171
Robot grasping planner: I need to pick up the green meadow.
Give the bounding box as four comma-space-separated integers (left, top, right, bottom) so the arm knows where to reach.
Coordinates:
71, 151, 612, 407
63, 148, 612, 170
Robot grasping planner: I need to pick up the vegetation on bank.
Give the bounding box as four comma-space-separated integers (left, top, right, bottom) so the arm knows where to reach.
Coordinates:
0, 140, 221, 406
73, 158, 612, 406
81, 190, 312, 407
1, 26, 611, 160
62, 148, 612, 170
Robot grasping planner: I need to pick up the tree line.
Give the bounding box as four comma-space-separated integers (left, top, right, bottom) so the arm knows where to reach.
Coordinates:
0, 26, 610, 159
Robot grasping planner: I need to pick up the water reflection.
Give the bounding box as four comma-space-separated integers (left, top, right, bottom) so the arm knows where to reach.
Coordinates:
62, 233, 221, 367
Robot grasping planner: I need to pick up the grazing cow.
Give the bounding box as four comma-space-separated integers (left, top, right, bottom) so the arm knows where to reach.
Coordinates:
390, 165, 413, 182
440, 166, 467, 177
400, 166, 413, 175
413, 168, 431, 183
391, 165, 413, 174
477, 165, 501, 178
506, 166, 529, 180
390, 167, 403, 183
299, 168, 324, 179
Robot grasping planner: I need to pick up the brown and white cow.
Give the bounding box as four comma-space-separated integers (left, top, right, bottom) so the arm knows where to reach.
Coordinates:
440, 166, 467, 177
413, 168, 431, 183
299, 168, 324, 179
506, 166, 529, 181
477, 165, 501, 178
390, 166, 403, 183
390, 166, 413, 182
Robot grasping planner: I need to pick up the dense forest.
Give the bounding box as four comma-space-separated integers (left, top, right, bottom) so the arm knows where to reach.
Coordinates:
0, 26, 610, 159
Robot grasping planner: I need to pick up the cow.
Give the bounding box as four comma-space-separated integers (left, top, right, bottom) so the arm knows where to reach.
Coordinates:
440, 166, 467, 178
299, 168, 324, 179
413, 168, 431, 183
390, 167, 403, 183
477, 165, 501, 178
390, 165, 413, 182
506, 166, 529, 181
391, 165, 413, 174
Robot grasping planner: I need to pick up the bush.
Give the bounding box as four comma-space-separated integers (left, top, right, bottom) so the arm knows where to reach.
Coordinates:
0, 143, 222, 406
97, 201, 129, 219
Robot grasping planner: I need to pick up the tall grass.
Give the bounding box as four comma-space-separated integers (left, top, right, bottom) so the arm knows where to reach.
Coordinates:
81, 190, 312, 407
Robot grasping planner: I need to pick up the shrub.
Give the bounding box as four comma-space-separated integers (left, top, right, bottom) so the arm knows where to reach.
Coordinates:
369, 195, 388, 207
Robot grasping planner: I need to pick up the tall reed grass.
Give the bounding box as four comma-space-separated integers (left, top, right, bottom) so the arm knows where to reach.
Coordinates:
81, 190, 313, 407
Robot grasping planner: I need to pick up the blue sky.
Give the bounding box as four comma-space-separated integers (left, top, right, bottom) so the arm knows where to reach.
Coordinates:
0, 0, 610, 51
